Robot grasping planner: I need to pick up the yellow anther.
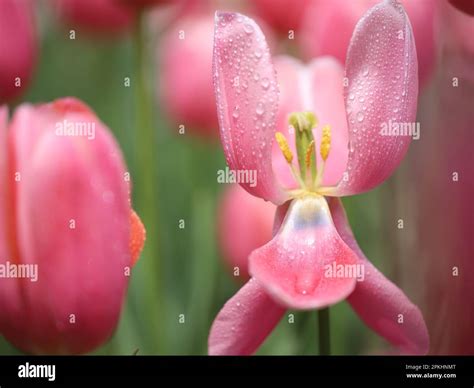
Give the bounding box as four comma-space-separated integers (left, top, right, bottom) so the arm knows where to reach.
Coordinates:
305, 140, 315, 169
275, 132, 293, 164
320, 125, 331, 161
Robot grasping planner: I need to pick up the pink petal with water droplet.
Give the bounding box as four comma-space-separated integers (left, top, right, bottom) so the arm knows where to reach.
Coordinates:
208, 278, 285, 355
249, 195, 357, 310
213, 12, 288, 205
333, 0, 418, 196
329, 198, 429, 355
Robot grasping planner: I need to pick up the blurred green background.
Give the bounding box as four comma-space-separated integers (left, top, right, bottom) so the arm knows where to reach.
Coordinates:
0, 3, 408, 356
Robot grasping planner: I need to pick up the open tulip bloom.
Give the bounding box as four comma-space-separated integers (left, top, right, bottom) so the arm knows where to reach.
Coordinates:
209, 1, 429, 355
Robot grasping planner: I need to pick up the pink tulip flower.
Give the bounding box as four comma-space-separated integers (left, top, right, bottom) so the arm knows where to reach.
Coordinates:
406, 1, 474, 355
441, 0, 474, 61
117, 0, 173, 8
448, 0, 474, 15
159, 14, 218, 137
251, 0, 312, 35
0, 0, 37, 104
53, 0, 134, 35
158, 10, 276, 138
0, 97, 145, 354
209, 2, 429, 355
218, 184, 275, 280
300, 0, 438, 86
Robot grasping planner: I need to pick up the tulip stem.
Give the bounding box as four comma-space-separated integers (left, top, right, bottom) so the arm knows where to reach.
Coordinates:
318, 308, 331, 355
133, 11, 163, 349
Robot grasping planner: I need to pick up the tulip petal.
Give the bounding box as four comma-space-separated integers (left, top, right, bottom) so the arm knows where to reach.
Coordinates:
208, 278, 285, 355
1, 99, 131, 354
333, 0, 418, 196
0, 106, 8, 260
213, 11, 288, 205
329, 198, 429, 355
249, 195, 358, 310
0, 106, 10, 332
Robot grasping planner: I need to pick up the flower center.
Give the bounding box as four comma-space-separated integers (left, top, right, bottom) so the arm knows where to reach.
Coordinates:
275, 111, 332, 198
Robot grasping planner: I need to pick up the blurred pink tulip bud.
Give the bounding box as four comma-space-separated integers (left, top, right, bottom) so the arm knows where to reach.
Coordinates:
407, 2, 474, 355
441, 0, 474, 59
0, 98, 145, 354
0, 0, 37, 104
53, 0, 135, 35
158, 11, 276, 138
251, 0, 312, 34
117, 0, 173, 8
218, 184, 275, 280
300, 0, 438, 86
159, 14, 218, 137
448, 0, 474, 15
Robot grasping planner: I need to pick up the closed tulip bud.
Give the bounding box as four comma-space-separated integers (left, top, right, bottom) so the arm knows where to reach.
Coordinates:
0, 0, 37, 104
52, 0, 134, 36
0, 98, 145, 354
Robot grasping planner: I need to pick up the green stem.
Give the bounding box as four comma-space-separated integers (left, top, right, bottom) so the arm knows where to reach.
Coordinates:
318, 308, 331, 355
132, 12, 162, 350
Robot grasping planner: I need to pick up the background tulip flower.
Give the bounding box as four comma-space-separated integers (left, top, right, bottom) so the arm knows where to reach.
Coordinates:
159, 14, 218, 137
448, 0, 474, 15
401, 1, 474, 354
158, 9, 276, 138
0, 0, 37, 104
209, 3, 428, 355
439, 0, 474, 63
218, 184, 274, 280
0, 97, 145, 354
250, 0, 312, 35
53, 0, 134, 35
300, 0, 438, 86
117, 0, 173, 8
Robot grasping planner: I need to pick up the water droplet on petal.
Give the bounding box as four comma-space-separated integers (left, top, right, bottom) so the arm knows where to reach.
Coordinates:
232, 107, 239, 120
256, 102, 265, 116
356, 111, 364, 122
243, 23, 254, 34
349, 140, 355, 153
295, 273, 318, 296
260, 77, 269, 89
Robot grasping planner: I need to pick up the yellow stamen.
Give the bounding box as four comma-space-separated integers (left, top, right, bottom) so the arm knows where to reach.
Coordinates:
305, 140, 315, 169
275, 132, 293, 164
320, 125, 331, 161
